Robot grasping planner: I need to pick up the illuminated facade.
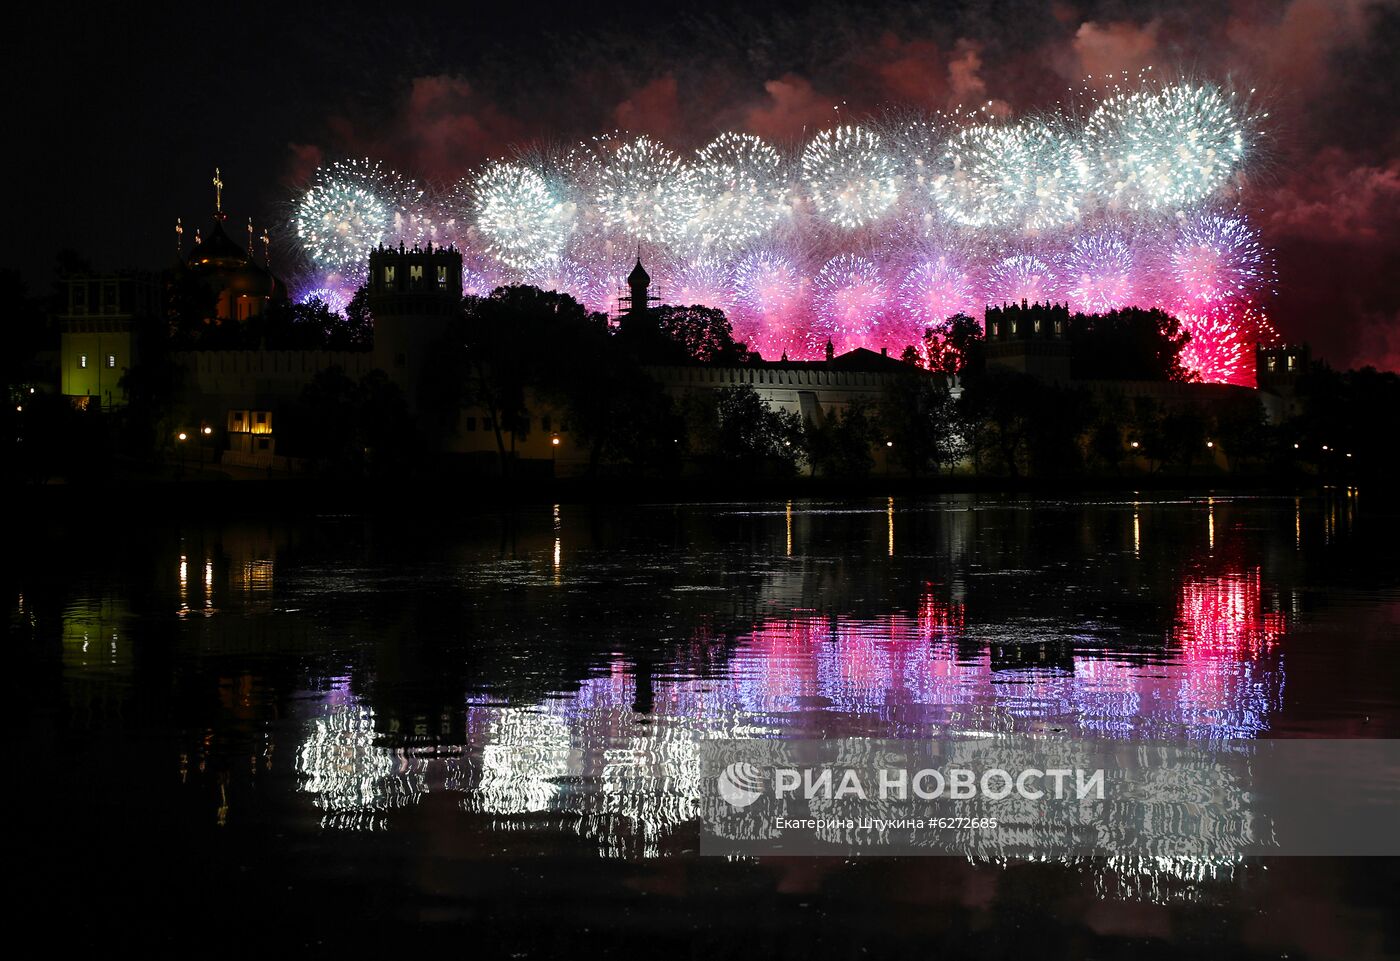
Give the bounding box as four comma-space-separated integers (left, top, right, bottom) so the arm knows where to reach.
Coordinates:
57, 272, 160, 408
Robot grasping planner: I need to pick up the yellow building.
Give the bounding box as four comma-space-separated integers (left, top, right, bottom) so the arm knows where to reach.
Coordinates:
58, 272, 160, 408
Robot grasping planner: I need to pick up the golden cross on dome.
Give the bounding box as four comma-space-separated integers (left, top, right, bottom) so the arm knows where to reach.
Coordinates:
213, 167, 224, 214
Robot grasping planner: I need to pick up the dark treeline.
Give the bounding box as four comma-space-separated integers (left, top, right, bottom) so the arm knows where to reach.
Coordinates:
165, 273, 373, 351
6, 277, 1399, 488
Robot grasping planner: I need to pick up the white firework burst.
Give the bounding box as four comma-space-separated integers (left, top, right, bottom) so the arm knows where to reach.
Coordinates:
470, 161, 573, 269
801, 126, 901, 229
592, 136, 701, 245
690, 133, 789, 252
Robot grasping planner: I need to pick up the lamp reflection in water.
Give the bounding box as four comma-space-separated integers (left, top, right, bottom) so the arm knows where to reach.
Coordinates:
552, 503, 562, 585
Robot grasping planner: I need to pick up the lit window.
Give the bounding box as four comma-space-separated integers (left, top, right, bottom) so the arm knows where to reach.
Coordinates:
255, 412, 266, 424
437, 265, 448, 288
1267, 357, 1277, 372
1286, 356, 1296, 371
409, 264, 424, 285
107, 354, 116, 368
384, 265, 395, 284
1010, 320, 1018, 335
79, 354, 88, 368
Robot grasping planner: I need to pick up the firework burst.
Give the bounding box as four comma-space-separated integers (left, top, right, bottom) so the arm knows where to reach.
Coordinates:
691, 133, 789, 252
899, 255, 981, 328
673, 259, 737, 310
801, 126, 901, 229
298, 285, 352, 316
1177, 304, 1249, 385
470, 161, 573, 269
522, 258, 607, 311
812, 254, 889, 352
1169, 212, 1268, 305
1064, 231, 1137, 313
592, 136, 701, 245
1085, 82, 1247, 212
294, 159, 419, 273
987, 253, 1060, 305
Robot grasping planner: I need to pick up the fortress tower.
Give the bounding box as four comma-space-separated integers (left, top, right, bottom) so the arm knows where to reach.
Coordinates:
368, 242, 463, 406
984, 301, 1073, 382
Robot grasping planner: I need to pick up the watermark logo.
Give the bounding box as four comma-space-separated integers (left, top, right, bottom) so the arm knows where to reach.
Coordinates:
718, 761, 766, 808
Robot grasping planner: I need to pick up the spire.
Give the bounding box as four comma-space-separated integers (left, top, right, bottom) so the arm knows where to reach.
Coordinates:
175, 217, 183, 259
247, 217, 254, 256
213, 167, 225, 219
825, 338, 835, 362
261, 228, 271, 268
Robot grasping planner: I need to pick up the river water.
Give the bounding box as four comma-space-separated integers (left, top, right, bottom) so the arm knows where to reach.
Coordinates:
14, 492, 1400, 956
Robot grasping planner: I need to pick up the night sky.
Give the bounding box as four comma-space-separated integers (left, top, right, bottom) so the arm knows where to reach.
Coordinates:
15, 0, 1399, 369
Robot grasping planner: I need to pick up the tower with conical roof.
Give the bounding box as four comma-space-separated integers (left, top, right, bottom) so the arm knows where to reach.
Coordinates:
621, 257, 655, 317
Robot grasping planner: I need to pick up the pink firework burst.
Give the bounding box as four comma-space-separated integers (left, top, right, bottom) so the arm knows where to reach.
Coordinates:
1169, 213, 1267, 306
1176, 303, 1256, 386
986, 254, 1060, 306
1064, 232, 1136, 313
665, 259, 735, 312
732, 250, 808, 358
812, 254, 888, 354
899, 255, 980, 328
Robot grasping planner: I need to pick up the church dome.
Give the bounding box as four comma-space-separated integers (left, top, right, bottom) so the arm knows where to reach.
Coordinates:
186, 218, 249, 270
185, 218, 279, 300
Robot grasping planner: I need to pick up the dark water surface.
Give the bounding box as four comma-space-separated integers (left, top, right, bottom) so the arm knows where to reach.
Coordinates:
13, 492, 1400, 957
